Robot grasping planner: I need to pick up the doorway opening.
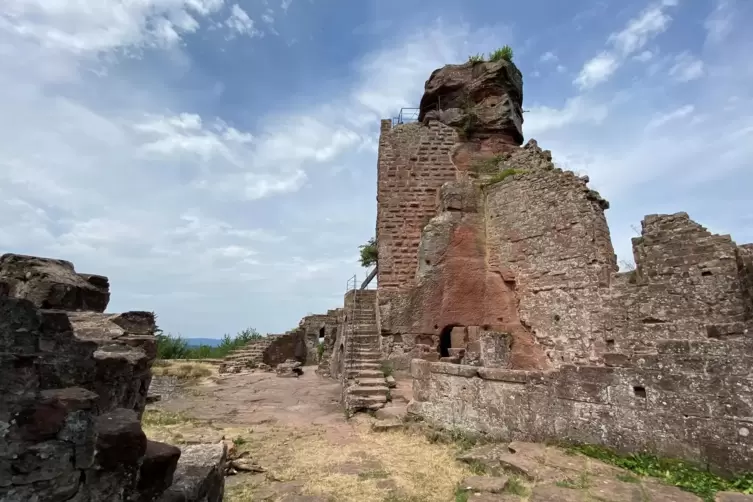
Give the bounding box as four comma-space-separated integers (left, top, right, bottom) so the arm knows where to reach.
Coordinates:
438, 324, 463, 358
318, 326, 325, 344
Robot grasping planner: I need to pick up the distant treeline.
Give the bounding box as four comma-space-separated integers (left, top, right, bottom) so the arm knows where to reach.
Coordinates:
155, 327, 263, 359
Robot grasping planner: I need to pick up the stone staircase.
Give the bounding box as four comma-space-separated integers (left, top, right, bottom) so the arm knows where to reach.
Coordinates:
218, 337, 273, 373
343, 290, 389, 413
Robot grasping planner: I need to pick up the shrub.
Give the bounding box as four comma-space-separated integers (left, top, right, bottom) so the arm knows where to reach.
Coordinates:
359, 237, 378, 268
489, 45, 514, 63
156, 327, 263, 360
467, 53, 484, 63
317, 342, 325, 361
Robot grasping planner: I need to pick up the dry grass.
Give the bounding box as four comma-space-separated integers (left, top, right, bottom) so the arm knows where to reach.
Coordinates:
226, 421, 473, 502
151, 360, 214, 380
141, 408, 250, 446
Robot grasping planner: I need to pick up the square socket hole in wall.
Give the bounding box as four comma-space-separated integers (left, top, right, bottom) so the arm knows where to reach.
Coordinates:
633, 386, 647, 399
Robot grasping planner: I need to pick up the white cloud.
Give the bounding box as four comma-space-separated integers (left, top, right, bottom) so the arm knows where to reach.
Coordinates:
574, 0, 678, 89
574, 53, 618, 89
0, 0, 225, 54
634, 50, 654, 62
526, 97, 609, 136
281, 0, 293, 12
540, 51, 558, 63
644, 104, 695, 130
225, 4, 260, 37
669, 52, 704, 82
705, 0, 734, 45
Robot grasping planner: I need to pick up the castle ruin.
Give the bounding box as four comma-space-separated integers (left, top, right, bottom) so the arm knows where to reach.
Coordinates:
327, 58, 753, 474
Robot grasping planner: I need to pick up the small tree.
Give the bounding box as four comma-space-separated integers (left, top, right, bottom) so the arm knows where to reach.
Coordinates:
359, 237, 378, 268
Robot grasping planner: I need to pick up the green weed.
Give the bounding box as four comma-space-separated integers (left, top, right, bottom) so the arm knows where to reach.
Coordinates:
489, 45, 514, 63
483, 168, 526, 186
566, 443, 753, 501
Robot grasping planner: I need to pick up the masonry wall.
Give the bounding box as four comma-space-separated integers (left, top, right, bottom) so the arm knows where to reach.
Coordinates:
485, 163, 617, 365
409, 335, 753, 475
408, 210, 753, 474
376, 119, 459, 293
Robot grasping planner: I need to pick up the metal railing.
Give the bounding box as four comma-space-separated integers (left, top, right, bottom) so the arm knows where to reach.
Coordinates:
345, 275, 358, 379
391, 107, 420, 127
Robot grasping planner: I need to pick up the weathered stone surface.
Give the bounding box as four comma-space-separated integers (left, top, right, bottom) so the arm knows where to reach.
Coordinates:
0, 255, 219, 502
136, 440, 181, 502
0, 253, 110, 312
157, 442, 227, 502
460, 475, 509, 493
530, 485, 586, 502
716, 492, 753, 502
95, 409, 147, 470
276, 358, 303, 378
418, 59, 524, 145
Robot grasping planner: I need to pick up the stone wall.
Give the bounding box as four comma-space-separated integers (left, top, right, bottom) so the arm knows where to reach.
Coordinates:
484, 143, 616, 365
316, 308, 343, 377
406, 209, 753, 474
376, 119, 458, 294
0, 254, 226, 501
297, 311, 341, 366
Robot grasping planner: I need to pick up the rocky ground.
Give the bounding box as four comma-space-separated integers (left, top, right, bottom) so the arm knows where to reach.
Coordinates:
143, 363, 750, 502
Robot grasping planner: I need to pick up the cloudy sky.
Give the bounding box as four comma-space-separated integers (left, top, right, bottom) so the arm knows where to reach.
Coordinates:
1, 0, 751, 339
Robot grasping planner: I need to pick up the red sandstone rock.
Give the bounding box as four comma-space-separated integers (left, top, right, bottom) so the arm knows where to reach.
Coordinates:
419, 59, 524, 145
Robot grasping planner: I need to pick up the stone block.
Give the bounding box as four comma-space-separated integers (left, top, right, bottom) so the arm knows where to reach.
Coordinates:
429, 361, 479, 377
410, 359, 432, 380
158, 443, 227, 502
136, 440, 181, 502
94, 409, 147, 470
450, 326, 467, 348
478, 331, 511, 368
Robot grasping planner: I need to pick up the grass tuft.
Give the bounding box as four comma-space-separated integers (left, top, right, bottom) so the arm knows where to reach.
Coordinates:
151, 361, 213, 380
566, 443, 753, 501
483, 168, 527, 186
488, 45, 514, 63
504, 476, 530, 496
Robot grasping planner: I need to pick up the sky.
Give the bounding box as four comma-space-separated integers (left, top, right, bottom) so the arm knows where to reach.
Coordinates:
1, 0, 751, 339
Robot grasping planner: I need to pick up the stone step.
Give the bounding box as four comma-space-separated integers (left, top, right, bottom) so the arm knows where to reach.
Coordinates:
347, 369, 384, 378
347, 363, 381, 372
347, 394, 388, 409
348, 385, 389, 397
355, 377, 388, 387
351, 351, 381, 360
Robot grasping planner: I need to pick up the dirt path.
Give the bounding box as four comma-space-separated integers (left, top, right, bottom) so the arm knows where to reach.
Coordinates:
143, 365, 740, 502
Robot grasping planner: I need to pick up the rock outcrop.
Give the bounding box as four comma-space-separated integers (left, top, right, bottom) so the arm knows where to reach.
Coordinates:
0, 253, 226, 501
419, 59, 524, 146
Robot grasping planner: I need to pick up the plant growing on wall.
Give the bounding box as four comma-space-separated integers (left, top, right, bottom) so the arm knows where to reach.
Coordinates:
359, 237, 378, 267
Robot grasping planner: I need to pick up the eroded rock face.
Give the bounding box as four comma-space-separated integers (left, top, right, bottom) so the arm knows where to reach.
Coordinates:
419, 59, 524, 146
0, 254, 225, 502
0, 253, 110, 312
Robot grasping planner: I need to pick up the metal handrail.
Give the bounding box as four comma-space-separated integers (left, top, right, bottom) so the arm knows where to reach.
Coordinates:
391, 107, 420, 126
345, 275, 358, 382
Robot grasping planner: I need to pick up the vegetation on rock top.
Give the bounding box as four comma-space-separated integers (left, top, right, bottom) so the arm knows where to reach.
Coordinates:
468, 45, 514, 64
